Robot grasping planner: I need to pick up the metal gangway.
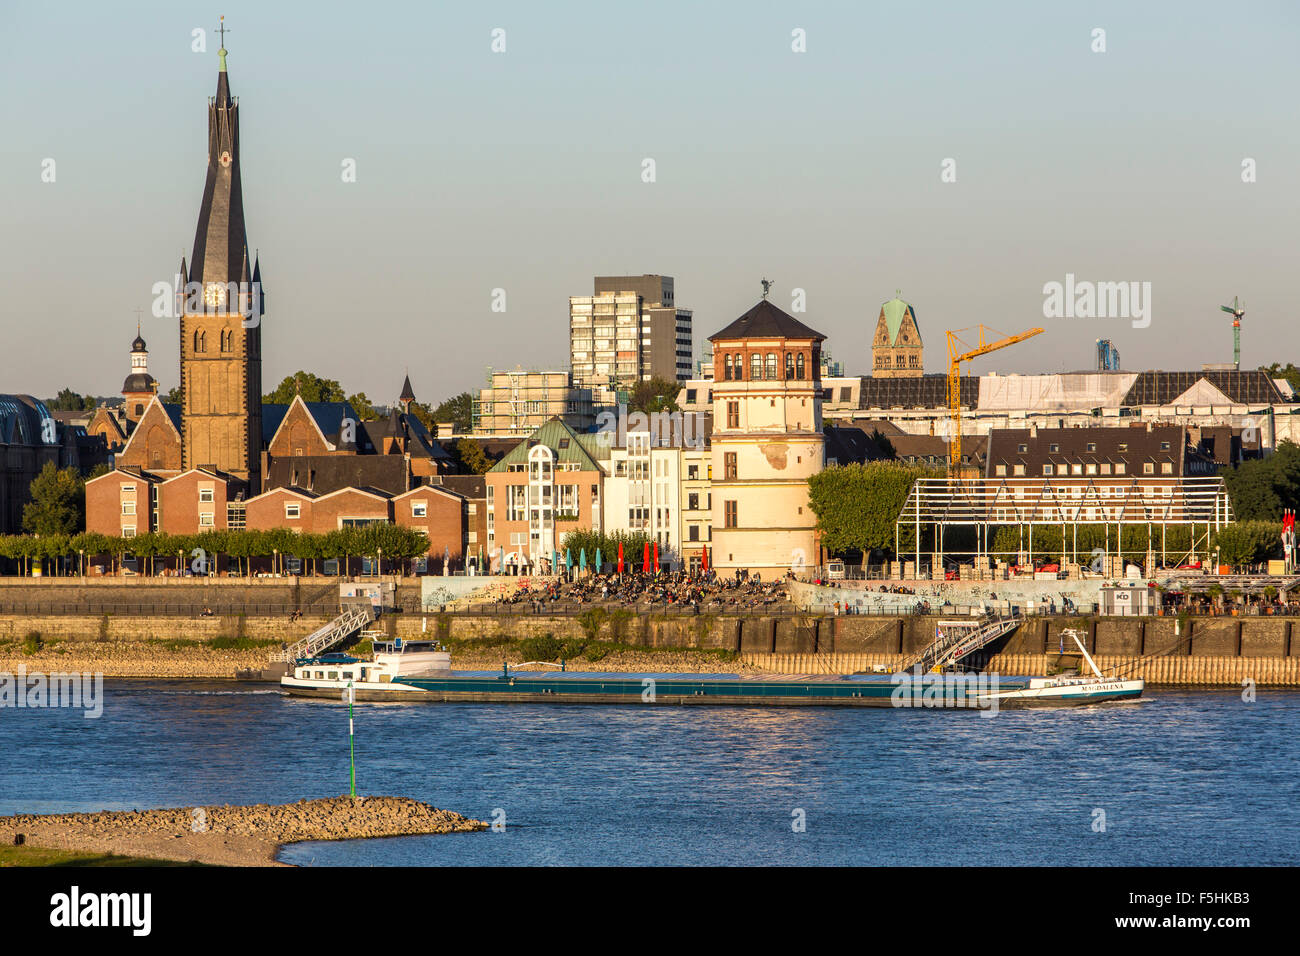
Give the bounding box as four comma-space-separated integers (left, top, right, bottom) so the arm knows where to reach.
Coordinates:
898, 614, 1022, 673
270, 604, 377, 663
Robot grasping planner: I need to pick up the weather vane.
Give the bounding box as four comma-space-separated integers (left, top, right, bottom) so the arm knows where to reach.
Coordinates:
217, 15, 229, 49
761, 278, 773, 300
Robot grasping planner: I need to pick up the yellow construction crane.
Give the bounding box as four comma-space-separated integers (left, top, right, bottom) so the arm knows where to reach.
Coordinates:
946, 324, 1044, 476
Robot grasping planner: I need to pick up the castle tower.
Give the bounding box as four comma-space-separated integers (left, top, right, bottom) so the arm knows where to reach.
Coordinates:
178, 33, 264, 489
121, 326, 158, 423
709, 295, 825, 577
872, 293, 923, 378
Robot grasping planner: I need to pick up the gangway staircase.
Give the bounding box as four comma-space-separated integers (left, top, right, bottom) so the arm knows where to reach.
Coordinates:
270, 603, 377, 663
897, 614, 1022, 673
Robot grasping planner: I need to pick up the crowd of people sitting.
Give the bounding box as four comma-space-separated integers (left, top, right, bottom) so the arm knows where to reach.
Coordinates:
492, 568, 792, 612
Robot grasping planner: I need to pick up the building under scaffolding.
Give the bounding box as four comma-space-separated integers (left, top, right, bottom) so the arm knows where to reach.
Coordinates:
472, 368, 616, 438
893, 476, 1234, 578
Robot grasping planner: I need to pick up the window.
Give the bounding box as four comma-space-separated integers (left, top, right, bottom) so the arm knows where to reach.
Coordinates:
765, 353, 777, 380
1116, 463, 1126, 475
1118, 442, 1128, 452
199, 487, 214, 503
412, 501, 427, 517
1018, 444, 1028, 453
688, 493, 699, 510
724, 500, 737, 528
995, 465, 1007, 476
724, 355, 733, 380
121, 501, 136, 515
199, 512, 215, 527
1086, 463, 1097, 475
750, 353, 762, 380
1143, 462, 1154, 475
785, 353, 794, 379
1014, 464, 1026, 476
1043, 464, 1054, 476
285, 502, 301, 519
1086, 443, 1096, 452
726, 401, 739, 429
796, 353, 805, 379
1049, 443, 1060, 453
1160, 441, 1170, 451
1071, 464, 1083, 475
724, 452, 737, 480
1161, 462, 1173, 474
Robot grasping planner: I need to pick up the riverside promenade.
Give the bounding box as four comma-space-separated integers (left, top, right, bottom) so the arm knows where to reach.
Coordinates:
1, 578, 1298, 685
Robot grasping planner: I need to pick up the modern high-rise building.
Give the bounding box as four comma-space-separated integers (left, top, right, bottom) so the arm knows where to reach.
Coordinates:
569, 275, 693, 388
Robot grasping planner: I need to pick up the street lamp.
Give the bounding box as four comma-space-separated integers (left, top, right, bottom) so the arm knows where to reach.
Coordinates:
273, 548, 279, 577
79, 548, 84, 578
376, 547, 383, 581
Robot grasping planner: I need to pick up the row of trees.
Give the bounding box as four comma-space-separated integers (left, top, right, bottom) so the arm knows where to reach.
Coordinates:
558, 529, 655, 563
0, 526, 431, 577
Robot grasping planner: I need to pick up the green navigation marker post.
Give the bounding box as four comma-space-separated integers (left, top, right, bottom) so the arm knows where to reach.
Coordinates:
346, 680, 356, 797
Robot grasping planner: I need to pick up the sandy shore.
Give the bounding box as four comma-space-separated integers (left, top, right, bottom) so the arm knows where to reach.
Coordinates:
0, 795, 487, 867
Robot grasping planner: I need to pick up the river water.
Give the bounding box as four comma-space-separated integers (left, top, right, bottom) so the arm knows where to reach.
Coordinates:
2, 681, 1297, 866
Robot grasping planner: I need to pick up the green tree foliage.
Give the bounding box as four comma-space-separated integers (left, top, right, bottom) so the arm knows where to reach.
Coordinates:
1210, 521, 1284, 569
430, 392, 474, 433
45, 388, 97, 411
0, 526, 430, 576
453, 437, 494, 475
263, 371, 348, 405
559, 529, 653, 568
807, 462, 942, 558
627, 377, 681, 414
22, 462, 85, 536
1262, 362, 1300, 394
1223, 440, 1300, 520
347, 392, 377, 420
161, 385, 182, 404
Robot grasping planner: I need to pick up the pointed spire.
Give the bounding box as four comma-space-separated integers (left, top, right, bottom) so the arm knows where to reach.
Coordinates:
190, 27, 247, 292
178, 255, 189, 286
399, 374, 416, 408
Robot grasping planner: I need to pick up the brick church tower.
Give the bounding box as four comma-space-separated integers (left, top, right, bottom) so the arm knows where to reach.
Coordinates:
177, 35, 264, 489
871, 293, 923, 378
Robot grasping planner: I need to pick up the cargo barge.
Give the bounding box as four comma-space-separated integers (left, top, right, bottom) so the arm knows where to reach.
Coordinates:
280, 633, 1144, 709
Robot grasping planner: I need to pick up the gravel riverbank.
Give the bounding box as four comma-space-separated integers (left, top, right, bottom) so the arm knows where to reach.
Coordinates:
0, 640, 756, 678
0, 796, 487, 866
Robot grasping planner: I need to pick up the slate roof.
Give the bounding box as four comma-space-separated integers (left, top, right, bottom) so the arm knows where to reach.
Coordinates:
1121, 370, 1284, 406
264, 455, 409, 497
709, 300, 826, 342
857, 375, 978, 409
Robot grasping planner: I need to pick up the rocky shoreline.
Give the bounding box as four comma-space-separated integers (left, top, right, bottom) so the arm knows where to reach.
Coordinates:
0, 640, 756, 678
0, 795, 487, 867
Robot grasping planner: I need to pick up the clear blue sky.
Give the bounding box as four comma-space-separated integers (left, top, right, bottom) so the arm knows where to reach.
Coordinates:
3, 0, 1297, 405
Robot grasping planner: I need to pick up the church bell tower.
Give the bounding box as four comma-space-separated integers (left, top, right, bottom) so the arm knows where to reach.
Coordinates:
178, 26, 264, 489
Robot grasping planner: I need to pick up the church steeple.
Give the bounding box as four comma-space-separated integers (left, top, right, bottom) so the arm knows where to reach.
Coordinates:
189, 26, 248, 293
177, 25, 263, 492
